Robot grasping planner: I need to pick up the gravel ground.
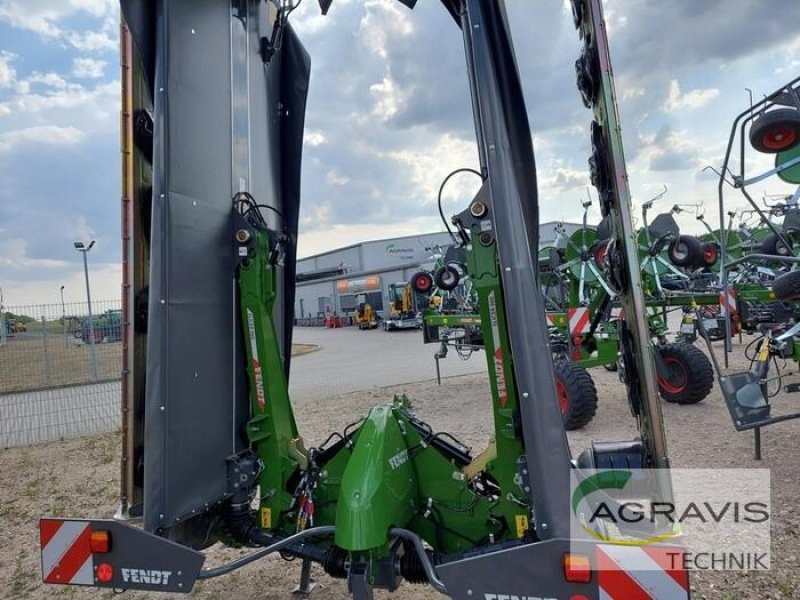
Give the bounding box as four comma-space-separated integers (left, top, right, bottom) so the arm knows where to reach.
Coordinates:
1, 337, 798, 600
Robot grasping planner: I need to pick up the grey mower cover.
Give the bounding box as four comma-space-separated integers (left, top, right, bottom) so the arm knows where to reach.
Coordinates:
121, 0, 309, 540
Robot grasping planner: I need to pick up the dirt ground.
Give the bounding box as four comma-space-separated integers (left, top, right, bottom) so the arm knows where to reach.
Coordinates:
1, 338, 799, 600
0, 338, 122, 394
291, 343, 320, 357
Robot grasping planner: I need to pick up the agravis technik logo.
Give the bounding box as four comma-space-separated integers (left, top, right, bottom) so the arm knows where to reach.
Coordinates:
570, 468, 771, 570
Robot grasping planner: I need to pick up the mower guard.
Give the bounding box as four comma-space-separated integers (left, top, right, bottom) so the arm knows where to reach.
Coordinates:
39, 516, 690, 600
439, 538, 690, 600
39, 518, 204, 592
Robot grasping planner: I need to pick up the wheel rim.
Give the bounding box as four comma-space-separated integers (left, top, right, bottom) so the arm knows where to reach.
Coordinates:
762, 127, 797, 151
658, 356, 688, 394
672, 242, 688, 261
594, 242, 609, 268
414, 274, 431, 292
556, 379, 569, 414
703, 245, 718, 264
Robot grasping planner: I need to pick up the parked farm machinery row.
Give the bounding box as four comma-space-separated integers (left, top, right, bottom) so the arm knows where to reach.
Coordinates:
414, 191, 729, 430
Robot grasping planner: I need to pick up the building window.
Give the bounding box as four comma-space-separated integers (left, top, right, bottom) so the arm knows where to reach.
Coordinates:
340, 294, 357, 314
318, 296, 332, 316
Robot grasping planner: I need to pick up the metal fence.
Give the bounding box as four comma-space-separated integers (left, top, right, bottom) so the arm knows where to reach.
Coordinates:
0, 300, 122, 448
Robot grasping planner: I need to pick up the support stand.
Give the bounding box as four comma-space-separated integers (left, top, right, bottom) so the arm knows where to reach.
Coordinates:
292, 558, 317, 595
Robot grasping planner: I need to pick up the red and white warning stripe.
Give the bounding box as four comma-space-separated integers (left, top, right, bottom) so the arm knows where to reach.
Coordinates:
597, 544, 689, 600
545, 312, 556, 326
40, 519, 94, 585
568, 307, 591, 335
719, 287, 737, 317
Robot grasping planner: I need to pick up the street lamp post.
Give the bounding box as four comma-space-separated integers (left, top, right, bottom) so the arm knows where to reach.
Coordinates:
74, 240, 98, 379
60, 285, 68, 347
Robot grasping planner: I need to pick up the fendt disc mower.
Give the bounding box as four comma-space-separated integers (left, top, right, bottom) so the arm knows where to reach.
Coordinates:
39, 1, 690, 599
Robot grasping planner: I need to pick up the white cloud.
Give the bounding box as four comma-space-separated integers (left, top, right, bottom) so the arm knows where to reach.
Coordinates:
0, 261, 122, 305
26, 71, 71, 89
0, 1, 118, 52
0, 50, 18, 88
64, 23, 117, 52
0, 52, 118, 128
303, 129, 327, 146
623, 87, 646, 100
369, 75, 401, 121
384, 133, 479, 205
662, 79, 720, 112
72, 57, 106, 79
9, 79, 118, 117
0, 238, 70, 270
539, 163, 590, 192
291, 0, 336, 35
325, 169, 350, 186
0, 125, 84, 152
357, 0, 413, 59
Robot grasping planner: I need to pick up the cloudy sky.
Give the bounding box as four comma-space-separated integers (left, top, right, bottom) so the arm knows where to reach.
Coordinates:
1, 0, 799, 306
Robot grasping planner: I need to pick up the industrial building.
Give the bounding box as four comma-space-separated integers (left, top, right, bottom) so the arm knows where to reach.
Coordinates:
294, 222, 582, 320
295, 232, 453, 319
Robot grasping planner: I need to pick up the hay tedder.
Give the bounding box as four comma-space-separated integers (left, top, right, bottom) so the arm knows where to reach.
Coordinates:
696, 75, 800, 458
420, 187, 720, 422
39, 1, 691, 598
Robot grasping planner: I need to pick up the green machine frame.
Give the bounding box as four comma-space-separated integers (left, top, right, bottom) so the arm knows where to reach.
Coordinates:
235, 205, 530, 561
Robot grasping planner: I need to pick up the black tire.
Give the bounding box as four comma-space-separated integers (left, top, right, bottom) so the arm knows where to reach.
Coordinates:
749, 108, 800, 154
575, 46, 600, 109
434, 264, 461, 291
590, 121, 611, 193
701, 242, 719, 267
553, 359, 598, 430
656, 343, 713, 405
410, 271, 434, 294
602, 362, 618, 372
133, 109, 154, 163
570, 0, 584, 29
668, 235, 703, 267
759, 232, 793, 257
772, 269, 800, 300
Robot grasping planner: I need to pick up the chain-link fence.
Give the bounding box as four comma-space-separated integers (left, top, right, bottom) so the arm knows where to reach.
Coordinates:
0, 300, 122, 447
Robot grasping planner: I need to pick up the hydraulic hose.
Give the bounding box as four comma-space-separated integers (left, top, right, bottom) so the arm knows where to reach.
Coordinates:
390, 528, 448, 595
197, 526, 336, 579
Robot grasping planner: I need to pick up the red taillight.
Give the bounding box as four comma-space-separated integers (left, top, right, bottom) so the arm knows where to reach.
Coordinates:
563, 553, 592, 583
96, 562, 114, 583
570, 595, 590, 600
90, 530, 111, 553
